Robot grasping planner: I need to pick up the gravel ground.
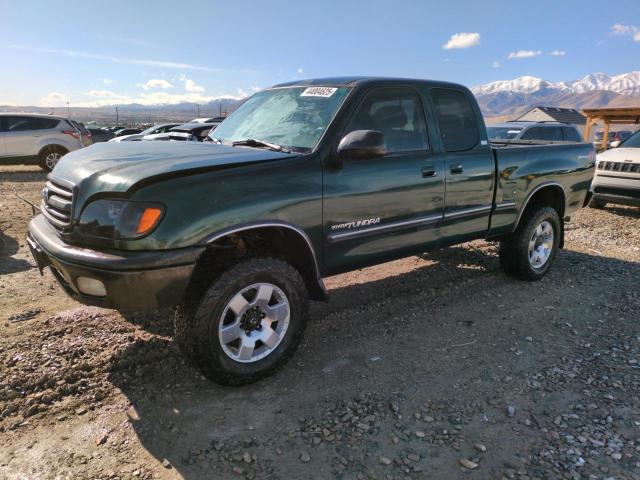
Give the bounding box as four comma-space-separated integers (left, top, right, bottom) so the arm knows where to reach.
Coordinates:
1, 165, 639, 480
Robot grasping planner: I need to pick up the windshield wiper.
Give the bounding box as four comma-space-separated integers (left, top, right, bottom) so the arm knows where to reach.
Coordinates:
232, 138, 290, 153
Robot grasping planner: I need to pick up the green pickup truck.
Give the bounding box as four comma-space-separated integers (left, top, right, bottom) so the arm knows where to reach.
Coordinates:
27, 77, 595, 384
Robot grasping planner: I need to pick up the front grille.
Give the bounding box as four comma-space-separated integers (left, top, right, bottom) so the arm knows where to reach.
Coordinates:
41, 179, 75, 231
598, 161, 640, 173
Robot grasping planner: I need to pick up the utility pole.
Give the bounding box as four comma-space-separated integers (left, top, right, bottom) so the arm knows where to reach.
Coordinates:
197, 104, 200, 117
66, 100, 70, 119
219, 103, 222, 117
115, 106, 119, 126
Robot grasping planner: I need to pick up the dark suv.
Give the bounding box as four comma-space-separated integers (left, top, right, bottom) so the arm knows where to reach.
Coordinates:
487, 122, 583, 143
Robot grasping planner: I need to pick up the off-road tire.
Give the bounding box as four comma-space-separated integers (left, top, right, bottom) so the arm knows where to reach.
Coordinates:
174, 257, 309, 385
499, 205, 561, 281
589, 198, 607, 209
39, 145, 68, 172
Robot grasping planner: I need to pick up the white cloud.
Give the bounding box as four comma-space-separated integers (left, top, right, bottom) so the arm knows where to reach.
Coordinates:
611, 23, 637, 35
250, 86, 262, 92
103, 78, 113, 85
40, 92, 68, 107
180, 75, 205, 93
611, 23, 640, 42
237, 88, 248, 98
492, 61, 501, 68
139, 78, 174, 90
11, 44, 221, 72
297, 68, 304, 74
443, 32, 481, 50
549, 50, 566, 56
507, 50, 542, 59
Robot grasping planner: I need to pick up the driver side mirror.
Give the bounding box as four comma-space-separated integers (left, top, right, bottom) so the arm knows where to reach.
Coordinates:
610, 140, 621, 148
336, 130, 386, 161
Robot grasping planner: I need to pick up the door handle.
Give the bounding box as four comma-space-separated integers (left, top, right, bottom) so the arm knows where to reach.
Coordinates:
450, 164, 464, 175
421, 166, 437, 178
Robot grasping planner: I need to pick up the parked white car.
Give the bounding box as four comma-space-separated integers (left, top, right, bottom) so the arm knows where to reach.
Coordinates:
0, 113, 91, 171
591, 130, 640, 208
109, 123, 180, 142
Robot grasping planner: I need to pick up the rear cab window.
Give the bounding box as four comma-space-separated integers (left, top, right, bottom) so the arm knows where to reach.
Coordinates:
430, 88, 480, 152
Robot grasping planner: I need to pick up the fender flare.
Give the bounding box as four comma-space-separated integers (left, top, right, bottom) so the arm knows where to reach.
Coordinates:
514, 181, 566, 229
203, 221, 327, 300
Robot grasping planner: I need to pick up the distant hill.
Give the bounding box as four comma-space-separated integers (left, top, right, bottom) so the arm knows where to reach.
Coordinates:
472, 71, 640, 121
0, 98, 243, 124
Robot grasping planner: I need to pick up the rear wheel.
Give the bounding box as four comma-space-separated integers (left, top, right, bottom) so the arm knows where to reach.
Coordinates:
499, 205, 561, 281
174, 257, 309, 385
39, 146, 68, 171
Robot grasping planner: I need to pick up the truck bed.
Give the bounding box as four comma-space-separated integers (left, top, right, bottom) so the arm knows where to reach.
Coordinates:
487, 141, 596, 237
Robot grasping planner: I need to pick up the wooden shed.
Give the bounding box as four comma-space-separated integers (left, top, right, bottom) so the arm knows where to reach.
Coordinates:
583, 107, 640, 150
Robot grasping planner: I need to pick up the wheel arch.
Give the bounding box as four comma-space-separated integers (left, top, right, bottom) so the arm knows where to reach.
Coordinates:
38, 143, 69, 158
514, 182, 567, 247
191, 222, 327, 302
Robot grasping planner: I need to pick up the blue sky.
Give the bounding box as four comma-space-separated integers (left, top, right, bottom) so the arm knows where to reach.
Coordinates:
1, 0, 639, 107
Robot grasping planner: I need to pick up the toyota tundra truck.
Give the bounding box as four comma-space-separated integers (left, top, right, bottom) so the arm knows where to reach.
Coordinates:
27, 77, 595, 385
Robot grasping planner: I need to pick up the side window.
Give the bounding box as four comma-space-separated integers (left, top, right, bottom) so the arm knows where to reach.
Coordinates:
431, 88, 480, 152
345, 87, 429, 153
562, 127, 582, 142
31, 117, 60, 130
6, 116, 33, 132
539, 127, 563, 141
520, 127, 540, 140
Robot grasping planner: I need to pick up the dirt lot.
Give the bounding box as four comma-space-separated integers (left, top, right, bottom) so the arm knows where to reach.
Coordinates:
1, 165, 639, 480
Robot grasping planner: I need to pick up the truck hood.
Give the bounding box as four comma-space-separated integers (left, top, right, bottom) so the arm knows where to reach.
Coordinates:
51, 141, 298, 194
597, 147, 640, 164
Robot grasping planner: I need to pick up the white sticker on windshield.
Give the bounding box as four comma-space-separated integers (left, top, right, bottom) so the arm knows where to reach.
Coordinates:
300, 87, 337, 98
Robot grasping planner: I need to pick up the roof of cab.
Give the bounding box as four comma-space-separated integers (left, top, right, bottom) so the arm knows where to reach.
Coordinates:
271, 76, 467, 90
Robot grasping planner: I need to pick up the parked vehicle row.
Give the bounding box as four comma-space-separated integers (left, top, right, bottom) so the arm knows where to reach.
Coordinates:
27, 76, 595, 385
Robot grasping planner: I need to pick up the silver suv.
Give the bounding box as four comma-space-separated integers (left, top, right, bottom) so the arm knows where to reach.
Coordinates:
0, 113, 91, 171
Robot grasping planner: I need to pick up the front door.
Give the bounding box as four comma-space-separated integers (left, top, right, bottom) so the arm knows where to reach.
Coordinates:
4, 116, 37, 157
323, 87, 445, 274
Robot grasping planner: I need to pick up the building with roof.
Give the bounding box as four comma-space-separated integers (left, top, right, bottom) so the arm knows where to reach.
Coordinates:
515, 106, 587, 126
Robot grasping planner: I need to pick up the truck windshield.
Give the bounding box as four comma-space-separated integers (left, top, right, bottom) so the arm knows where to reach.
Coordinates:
208, 86, 351, 151
486, 126, 522, 140
619, 130, 640, 148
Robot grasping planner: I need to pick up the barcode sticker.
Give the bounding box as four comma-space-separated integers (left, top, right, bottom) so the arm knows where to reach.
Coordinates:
300, 87, 337, 98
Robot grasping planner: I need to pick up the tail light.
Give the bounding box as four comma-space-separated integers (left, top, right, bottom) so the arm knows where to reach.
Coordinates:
61, 129, 80, 139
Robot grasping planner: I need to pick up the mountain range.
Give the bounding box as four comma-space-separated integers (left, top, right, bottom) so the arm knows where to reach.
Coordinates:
472, 71, 640, 120
2, 72, 640, 123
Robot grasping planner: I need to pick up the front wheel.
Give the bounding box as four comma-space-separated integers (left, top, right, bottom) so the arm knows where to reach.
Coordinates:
499, 206, 561, 281
174, 257, 309, 385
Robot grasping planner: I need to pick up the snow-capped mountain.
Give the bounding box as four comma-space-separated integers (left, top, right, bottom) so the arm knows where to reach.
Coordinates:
472, 71, 640, 120
472, 71, 640, 97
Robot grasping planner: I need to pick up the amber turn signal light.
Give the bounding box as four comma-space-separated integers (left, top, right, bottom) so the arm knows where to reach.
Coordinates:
136, 207, 163, 234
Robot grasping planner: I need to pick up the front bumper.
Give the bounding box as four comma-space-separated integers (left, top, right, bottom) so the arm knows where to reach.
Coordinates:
592, 175, 640, 207
27, 214, 204, 311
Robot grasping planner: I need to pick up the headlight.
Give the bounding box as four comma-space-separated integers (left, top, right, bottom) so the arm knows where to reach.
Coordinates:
78, 200, 164, 239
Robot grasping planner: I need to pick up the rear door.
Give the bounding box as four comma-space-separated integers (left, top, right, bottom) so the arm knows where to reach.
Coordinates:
323, 86, 445, 273
430, 88, 495, 241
